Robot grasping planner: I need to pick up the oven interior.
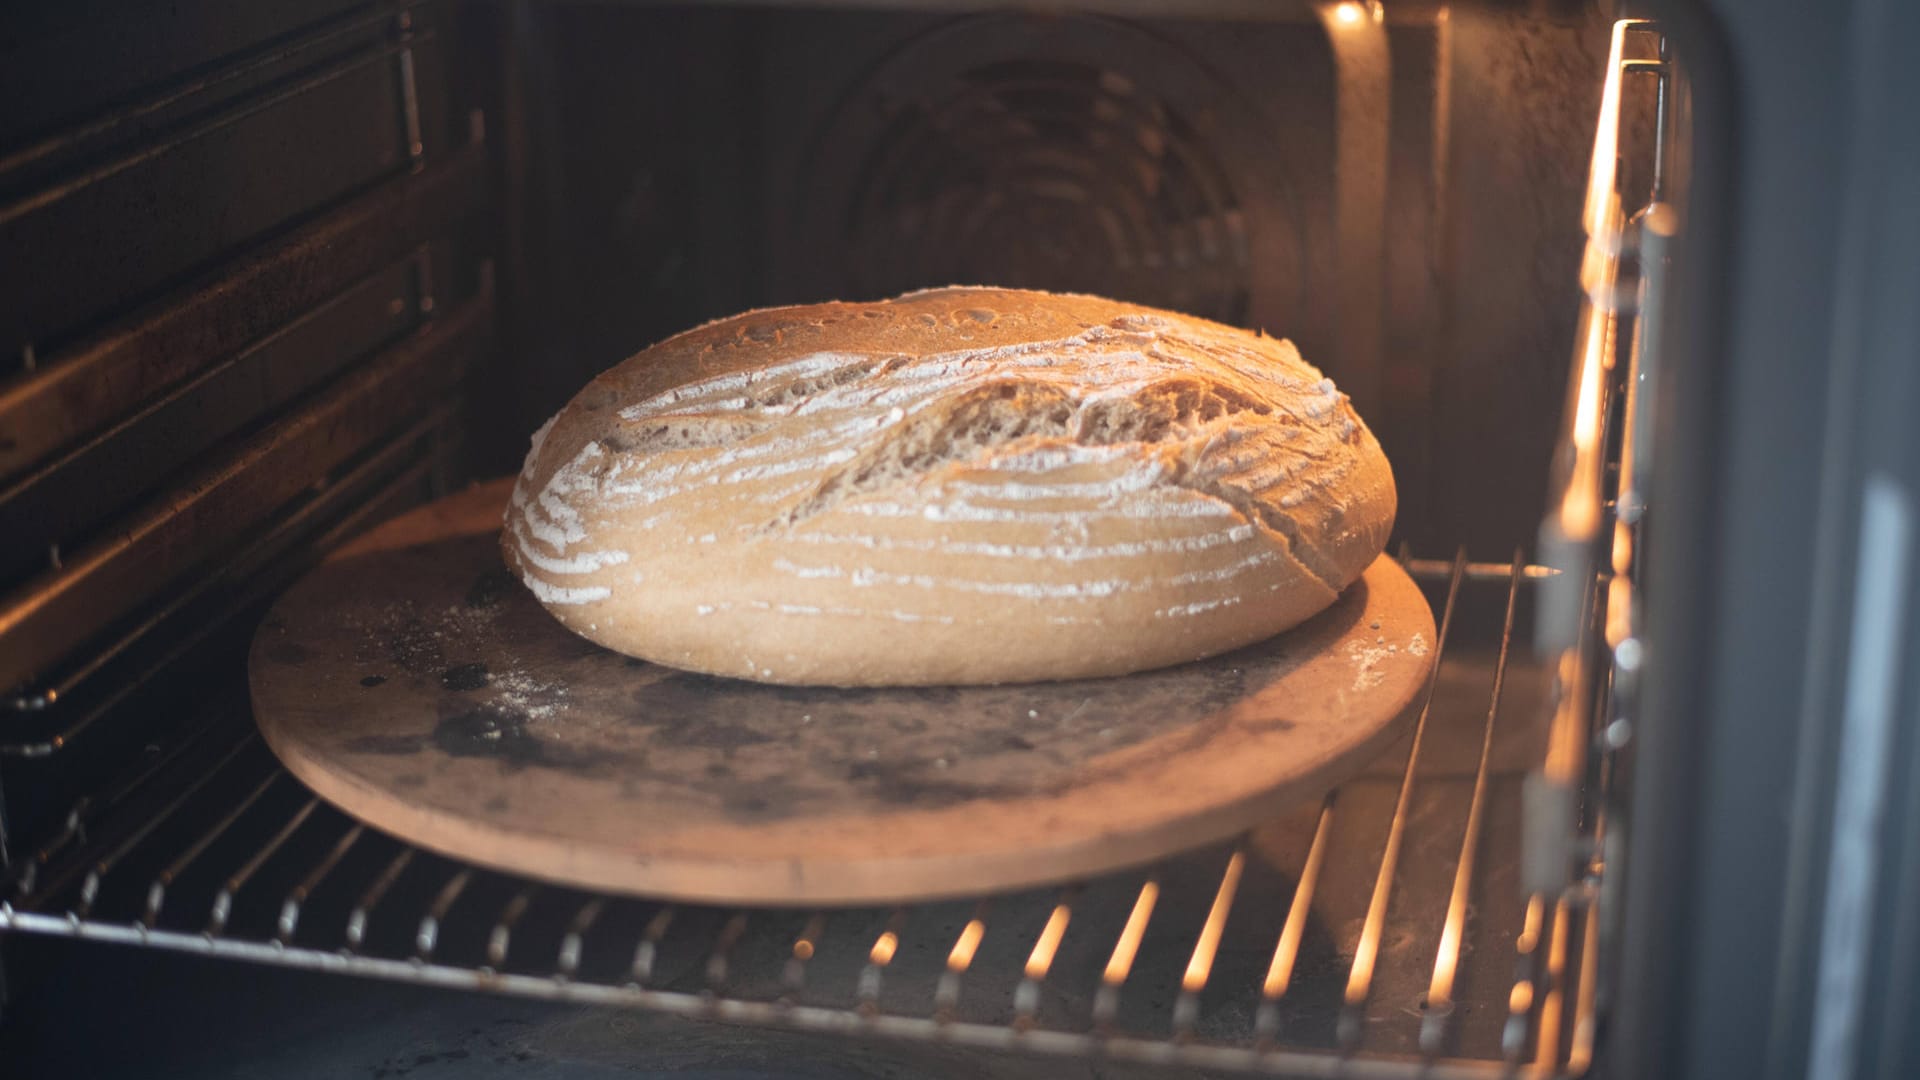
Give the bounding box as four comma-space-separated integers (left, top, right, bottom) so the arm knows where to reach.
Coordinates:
0, 1, 1685, 1075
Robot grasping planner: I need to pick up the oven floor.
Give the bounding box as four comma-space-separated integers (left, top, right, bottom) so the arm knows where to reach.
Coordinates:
0, 937, 1206, 1079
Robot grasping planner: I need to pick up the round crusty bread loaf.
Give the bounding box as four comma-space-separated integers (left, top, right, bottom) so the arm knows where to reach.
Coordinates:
504, 287, 1395, 686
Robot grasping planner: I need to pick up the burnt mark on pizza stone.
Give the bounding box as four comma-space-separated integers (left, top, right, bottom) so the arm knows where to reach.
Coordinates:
440, 662, 489, 691
463, 568, 517, 610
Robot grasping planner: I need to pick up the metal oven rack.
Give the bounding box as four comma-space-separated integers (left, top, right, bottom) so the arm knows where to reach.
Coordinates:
1, 553, 1604, 1080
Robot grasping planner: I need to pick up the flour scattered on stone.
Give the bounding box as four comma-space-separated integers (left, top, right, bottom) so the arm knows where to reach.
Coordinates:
491, 667, 569, 722
1346, 639, 1391, 692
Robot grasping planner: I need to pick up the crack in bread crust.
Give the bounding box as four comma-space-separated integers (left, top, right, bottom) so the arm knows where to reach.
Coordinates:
771, 375, 1287, 531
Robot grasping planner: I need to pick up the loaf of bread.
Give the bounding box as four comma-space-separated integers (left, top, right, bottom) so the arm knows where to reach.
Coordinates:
504, 287, 1395, 686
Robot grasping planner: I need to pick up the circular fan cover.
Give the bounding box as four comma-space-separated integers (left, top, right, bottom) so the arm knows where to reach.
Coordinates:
793, 16, 1315, 329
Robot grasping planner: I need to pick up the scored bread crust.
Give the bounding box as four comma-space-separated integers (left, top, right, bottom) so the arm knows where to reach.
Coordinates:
503, 287, 1396, 686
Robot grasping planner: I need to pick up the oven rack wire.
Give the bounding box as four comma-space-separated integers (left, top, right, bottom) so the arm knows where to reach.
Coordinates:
1, 552, 1607, 1080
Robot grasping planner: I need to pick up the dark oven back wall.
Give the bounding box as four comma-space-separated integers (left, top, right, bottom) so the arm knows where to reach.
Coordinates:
488, 2, 1606, 559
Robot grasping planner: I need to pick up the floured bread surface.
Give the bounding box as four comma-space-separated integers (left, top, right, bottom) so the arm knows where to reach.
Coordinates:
504, 287, 1396, 686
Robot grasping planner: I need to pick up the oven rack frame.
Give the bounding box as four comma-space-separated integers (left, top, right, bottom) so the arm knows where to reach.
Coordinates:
1, 553, 1610, 1080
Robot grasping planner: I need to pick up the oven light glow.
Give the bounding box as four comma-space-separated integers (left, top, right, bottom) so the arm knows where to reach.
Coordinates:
1330, 1, 1384, 27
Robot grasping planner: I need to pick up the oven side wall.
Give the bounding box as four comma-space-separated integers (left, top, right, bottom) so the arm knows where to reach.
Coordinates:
0, 0, 494, 952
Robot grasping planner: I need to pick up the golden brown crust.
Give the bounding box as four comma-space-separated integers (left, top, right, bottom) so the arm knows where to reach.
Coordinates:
505, 287, 1396, 685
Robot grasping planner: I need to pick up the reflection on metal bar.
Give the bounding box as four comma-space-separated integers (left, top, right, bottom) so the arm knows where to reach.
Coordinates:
0, 30, 440, 227
868, 912, 904, 967
936, 901, 991, 1018
0, 285, 486, 699
859, 909, 910, 1011
1093, 879, 1159, 1027
1341, 551, 1469, 1047
1255, 791, 1338, 1046
556, 897, 605, 980
707, 912, 750, 989
488, 886, 539, 970
2, 407, 447, 726
1401, 558, 1559, 582
0, 905, 1542, 1080
1175, 849, 1247, 1036
1422, 553, 1527, 1055
1568, 899, 1601, 1073
144, 769, 283, 927
1533, 898, 1572, 1073
1622, 202, 1678, 526
0, 2, 430, 178
1532, 21, 1665, 916
394, 10, 426, 170
346, 847, 416, 953
1314, 0, 1391, 418
1015, 891, 1078, 1027
211, 797, 319, 936
949, 905, 989, 974
0, 143, 484, 541
65, 734, 256, 917
415, 868, 474, 961
14, 728, 210, 894
1503, 895, 1548, 1062
278, 823, 365, 944
632, 907, 677, 985
1564, 727, 1614, 1072
786, 912, 827, 991
1581, 20, 1656, 248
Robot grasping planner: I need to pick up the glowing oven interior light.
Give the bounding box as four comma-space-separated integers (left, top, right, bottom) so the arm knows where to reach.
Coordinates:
1328, 1, 1385, 28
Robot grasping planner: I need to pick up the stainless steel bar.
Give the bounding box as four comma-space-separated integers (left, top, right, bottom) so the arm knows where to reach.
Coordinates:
1174, 848, 1247, 1037
706, 912, 750, 989
3, 411, 445, 724
0, 237, 488, 697
0, 145, 484, 545
144, 768, 283, 928
13, 722, 215, 895
1255, 792, 1337, 1047
556, 897, 605, 981
0, 30, 440, 227
1567, 900, 1601, 1073
1532, 898, 1572, 1073
62, 734, 256, 917
0, 2, 429, 177
486, 886, 538, 970
858, 908, 910, 1012
631, 907, 676, 986
1014, 890, 1078, 1028
1, 401, 453, 745
2, 406, 445, 722
1092, 880, 1158, 1028
1502, 896, 1548, 1063
935, 901, 991, 1019
277, 823, 365, 944
1422, 552, 1527, 1056
0, 906, 1530, 1080
414, 868, 474, 961
394, 10, 426, 170
208, 796, 320, 936
1402, 559, 1558, 582
346, 847, 415, 953
1340, 550, 1470, 1049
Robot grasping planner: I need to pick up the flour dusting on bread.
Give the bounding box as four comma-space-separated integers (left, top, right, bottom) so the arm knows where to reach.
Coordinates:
505, 287, 1395, 686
